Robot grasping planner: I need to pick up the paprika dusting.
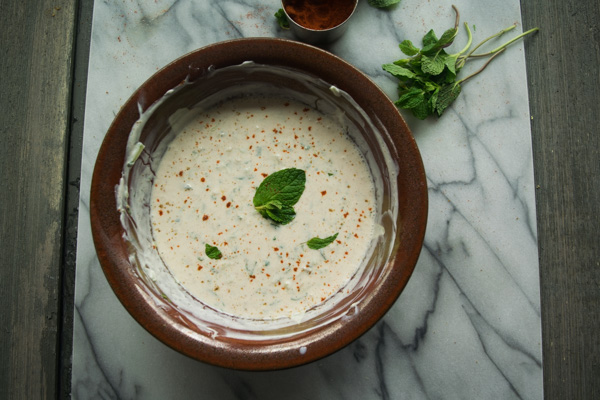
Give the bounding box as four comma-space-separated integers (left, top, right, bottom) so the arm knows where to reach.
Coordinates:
283, 0, 357, 31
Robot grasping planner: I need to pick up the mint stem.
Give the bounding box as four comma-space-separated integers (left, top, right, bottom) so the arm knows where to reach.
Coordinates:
454, 22, 473, 57
457, 25, 515, 68
473, 27, 540, 56
452, 5, 460, 31
456, 48, 506, 85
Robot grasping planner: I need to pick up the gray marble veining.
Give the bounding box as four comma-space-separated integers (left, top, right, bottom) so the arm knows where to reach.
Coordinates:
72, 0, 542, 398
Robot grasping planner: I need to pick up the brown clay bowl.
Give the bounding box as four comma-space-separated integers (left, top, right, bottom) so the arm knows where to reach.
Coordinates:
90, 38, 427, 370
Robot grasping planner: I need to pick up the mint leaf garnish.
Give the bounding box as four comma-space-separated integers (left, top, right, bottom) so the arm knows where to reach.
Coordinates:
368, 0, 401, 8
382, 5, 538, 119
253, 168, 306, 225
205, 244, 222, 260
274, 8, 289, 29
307, 233, 339, 250
399, 40, 420, 56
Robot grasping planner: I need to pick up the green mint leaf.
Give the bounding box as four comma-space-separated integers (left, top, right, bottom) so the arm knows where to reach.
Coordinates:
435, 84, 462, 116
382, 63, 415, 80
368, 0, 401, 8
416, 78, 439, 92
444, 54, 459, 76
422, 29, 439, 49
274, 9, 289, 29
395, 87, 426, 109
399, 40, 420, 56
422, 28, 458, 55
253, 168, 305, 208
428, 88, 440, 112
411, 100, 431, 120
421, 54, 447, 76
253, 168, 306, 224
307, 233, 339, 250
205, 244, 222, 260
265, 203, 296, 225
437, 28, 458, 48
256, 199, 283, 218
393, 58, 410, 67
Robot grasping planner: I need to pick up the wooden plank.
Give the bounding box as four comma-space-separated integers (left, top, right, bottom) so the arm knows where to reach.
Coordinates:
59, 0, 94, 396
0, 0, 77, 398
520, 0, 600, 398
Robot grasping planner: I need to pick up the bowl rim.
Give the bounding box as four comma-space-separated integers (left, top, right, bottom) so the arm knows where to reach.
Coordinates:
90, 37, 427, 371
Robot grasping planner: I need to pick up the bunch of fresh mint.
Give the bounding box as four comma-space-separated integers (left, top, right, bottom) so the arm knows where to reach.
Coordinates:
383, 6, 538, 119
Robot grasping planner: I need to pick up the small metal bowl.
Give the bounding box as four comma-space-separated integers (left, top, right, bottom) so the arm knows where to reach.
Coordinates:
282, 0, 358, 45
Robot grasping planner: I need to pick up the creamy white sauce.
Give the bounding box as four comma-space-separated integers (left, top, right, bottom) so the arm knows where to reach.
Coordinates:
150, 97, 376, 319
116, 61, 400, 338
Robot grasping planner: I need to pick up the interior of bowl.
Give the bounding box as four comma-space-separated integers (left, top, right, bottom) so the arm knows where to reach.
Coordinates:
90, 38, 427, 370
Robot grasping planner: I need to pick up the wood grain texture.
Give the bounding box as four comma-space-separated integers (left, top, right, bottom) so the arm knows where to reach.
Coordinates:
0, 0, 77, 398
60, 0, 94, 397
520, 0, 600, 398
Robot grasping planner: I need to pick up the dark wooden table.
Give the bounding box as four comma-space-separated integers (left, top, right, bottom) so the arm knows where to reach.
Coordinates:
1, 0, 598, 398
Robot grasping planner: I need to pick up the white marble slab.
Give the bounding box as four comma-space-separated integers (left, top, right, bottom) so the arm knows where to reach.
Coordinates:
72, 0, 543, 398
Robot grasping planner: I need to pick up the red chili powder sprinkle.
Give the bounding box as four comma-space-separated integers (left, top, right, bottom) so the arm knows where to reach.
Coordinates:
221, 195, 226, 201
201, 177, 205, 182
202, 215, 209, 221
321, 190, 327, 196
284, 0, 355, 30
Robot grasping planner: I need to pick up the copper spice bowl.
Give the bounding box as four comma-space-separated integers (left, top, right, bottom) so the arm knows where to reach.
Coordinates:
90, 38, 427, 371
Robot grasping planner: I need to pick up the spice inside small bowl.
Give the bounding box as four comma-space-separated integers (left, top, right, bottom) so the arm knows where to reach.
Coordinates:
282, 0, 358, 44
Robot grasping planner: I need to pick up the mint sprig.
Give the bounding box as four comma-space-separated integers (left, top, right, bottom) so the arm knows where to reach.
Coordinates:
368, 0, 401, 8
307, 233, 339, 250
253, 168, 306, 225
205, 244, 222, 260
382, 6, 538, 119
274, 8, 289, 30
